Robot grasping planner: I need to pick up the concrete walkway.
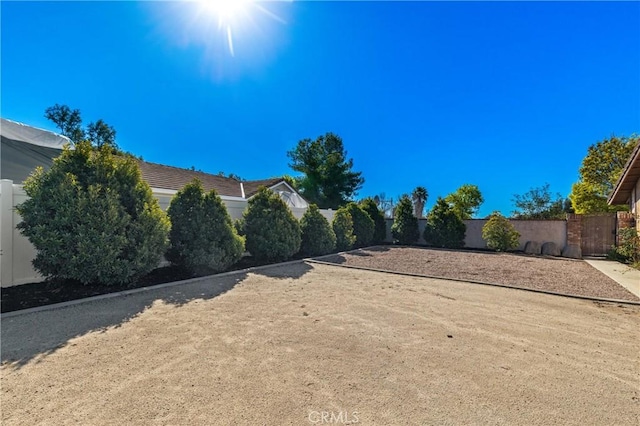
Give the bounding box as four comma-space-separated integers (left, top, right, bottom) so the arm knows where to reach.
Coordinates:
584, 259, 640, 299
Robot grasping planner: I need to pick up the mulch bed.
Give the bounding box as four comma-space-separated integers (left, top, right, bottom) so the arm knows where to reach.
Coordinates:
1, 256, 279, 314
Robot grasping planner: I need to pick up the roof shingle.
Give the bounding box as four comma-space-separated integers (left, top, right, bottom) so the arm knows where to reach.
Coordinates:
136, 161, 243, 198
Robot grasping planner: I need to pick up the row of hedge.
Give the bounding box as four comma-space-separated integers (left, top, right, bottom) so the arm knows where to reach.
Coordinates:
17, 142, 389, 286
389, 194, 521, 251
17, 143, 522, 287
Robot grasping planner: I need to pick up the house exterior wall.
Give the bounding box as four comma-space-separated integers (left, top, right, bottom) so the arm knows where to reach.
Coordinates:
269, 182, 309, 209
633, 178, 639, 231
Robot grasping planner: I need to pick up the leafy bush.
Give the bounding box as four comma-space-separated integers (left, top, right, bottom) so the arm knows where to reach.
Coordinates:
609, 227, 640, 267
17, 141, 170, 285
244, 187, 301, 260
166, 179, 244, 273
333, 208, 356, 251
482, 212, 520, 252
233, 218, 245, 237
423, 197, 466, 248
391, 195, 419, 244
300, 204, 337, 256
344, 202, 374, 248
360, 198, 387, 243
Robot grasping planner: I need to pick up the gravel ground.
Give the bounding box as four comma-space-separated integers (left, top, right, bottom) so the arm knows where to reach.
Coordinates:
319, 246, 639, 301
2, 263, 639, 425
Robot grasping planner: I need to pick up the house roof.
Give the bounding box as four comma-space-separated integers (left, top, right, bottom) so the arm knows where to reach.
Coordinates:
1, 118, 72, 183
1, 118, 70, 149
608, 140, 640, 205
242, 178, 286, 198
1, 117, 303, 201
136, 161, 244, 198
136, 160, 298, 200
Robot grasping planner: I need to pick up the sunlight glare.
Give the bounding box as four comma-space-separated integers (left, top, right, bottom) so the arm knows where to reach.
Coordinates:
201, 0, 250, 27
197, 0, 254, 56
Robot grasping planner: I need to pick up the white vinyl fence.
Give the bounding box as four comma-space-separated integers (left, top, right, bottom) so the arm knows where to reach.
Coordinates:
0, 180, 334, 288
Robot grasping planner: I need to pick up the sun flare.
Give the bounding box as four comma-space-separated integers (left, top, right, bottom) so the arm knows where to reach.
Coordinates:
201, 0, 250, 25
197, 0, 253, 55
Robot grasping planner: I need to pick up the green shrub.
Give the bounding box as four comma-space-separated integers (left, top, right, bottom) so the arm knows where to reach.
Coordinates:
344, 202, 374, 248
300, 204, 337, 256
360, 198, 387, 243
391, 195, 419, 244
423, 197, 466, 248
244, 187, 301, 260
333, 208, 356, 251
233, 218, 245, 237
166, 179, 244, 273
482, 211, 520, 252
609, 227, 640, 266
17, 141, 170, 285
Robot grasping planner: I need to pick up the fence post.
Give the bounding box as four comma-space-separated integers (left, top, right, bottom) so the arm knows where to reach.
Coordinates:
1, 179, 15, 287
565, 213, 582, 250
616, 211, 636, 245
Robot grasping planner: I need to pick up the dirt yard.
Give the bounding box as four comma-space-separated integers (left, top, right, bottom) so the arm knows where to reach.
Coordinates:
2, 262, 639, 425
320, 246, 640, 301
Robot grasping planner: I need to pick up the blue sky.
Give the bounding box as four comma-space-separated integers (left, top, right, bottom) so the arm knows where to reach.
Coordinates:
2, 1, 639, 217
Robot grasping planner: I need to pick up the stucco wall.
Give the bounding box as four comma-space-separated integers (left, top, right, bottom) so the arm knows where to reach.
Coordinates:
384, 217, 567, 250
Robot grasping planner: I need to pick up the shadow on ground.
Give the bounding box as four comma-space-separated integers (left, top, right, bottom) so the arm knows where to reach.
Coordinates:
250, 261, 313, 280
1, 271, 251, 369
1, 260, 318, 370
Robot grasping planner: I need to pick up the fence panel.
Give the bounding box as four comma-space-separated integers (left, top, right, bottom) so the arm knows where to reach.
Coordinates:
0, 181, 328, 287
581, 214, 616, 256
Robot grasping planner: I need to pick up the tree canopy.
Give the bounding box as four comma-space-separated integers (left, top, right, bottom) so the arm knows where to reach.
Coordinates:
569, 135, 638, 214
511, 183, 570, 219
45, 103, 118, 149
287, 132, 364, 209
445, 184, 484, 219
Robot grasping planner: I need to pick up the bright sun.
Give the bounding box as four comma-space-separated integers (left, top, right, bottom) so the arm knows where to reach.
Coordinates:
198, 0, 253, 56
200, 0, 250, 25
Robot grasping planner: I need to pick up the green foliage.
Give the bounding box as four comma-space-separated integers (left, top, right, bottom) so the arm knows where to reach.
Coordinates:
609, 227, 640, 266
570, 135, 638, 213
332, 208, 356, 251
344, 202, 374, 248
44, 104, 84, 143
45, 103, 118, 149
360, 198, 387, 243
300, 204, 337, 256
166, 180, 244, 273
17, 141, 170, 285
511, 183, 569, 219
482, 212, 520, 252
243, 187, 301, 261
287, 132, 364, 209
570, 181, 628, 214
233, 218, 245, 237
391, 195, 419, 245
423, 197, 466, 248
445, 184, 484, 219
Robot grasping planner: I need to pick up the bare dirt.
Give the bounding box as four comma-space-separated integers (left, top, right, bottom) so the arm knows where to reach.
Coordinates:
2, 262, 639, 425
319, 246, 640, 301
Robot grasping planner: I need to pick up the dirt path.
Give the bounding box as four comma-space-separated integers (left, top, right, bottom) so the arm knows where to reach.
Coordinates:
2, 262, 639, 425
